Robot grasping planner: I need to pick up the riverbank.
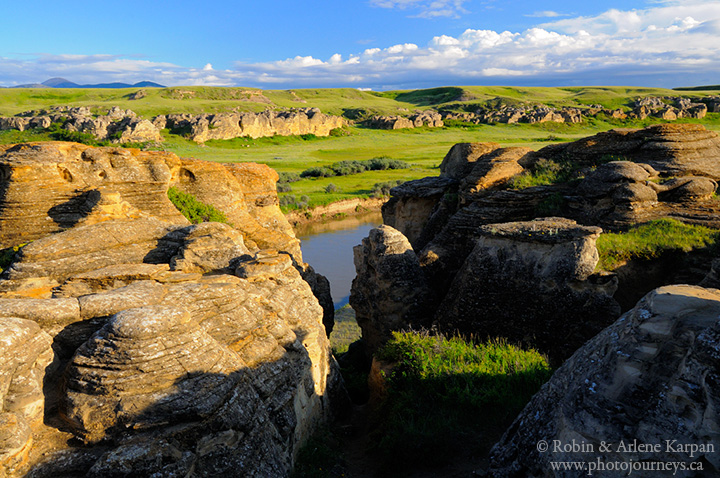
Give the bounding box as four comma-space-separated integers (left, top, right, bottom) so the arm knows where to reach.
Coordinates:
285, 197, 385, 226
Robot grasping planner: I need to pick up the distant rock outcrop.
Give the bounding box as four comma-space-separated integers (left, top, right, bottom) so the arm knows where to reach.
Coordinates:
364, 110, 443, 130
440, 95, 718, 125
0, 142, 341, 477
160, 108, 346, 143
0, 106, 346, 144
489, 285, 720, 477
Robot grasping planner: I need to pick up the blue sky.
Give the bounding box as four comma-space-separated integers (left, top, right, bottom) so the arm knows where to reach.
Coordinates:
1, 0, 719, 89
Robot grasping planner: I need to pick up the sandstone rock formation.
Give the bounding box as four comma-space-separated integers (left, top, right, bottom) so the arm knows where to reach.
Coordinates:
0, 141, 341, 477
364, 110, 443, 130
0, 106, 346, 145
350, 225, 432, 355
162, 108, 346, 143
489, 285, 720, 477
436, 218, 619, 362
439, 95, 716, 125
358, 124, 720, 362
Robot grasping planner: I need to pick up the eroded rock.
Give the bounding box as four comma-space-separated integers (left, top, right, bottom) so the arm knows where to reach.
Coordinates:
350, 225, 432, 354
435, 218, 620, 362
489, 285, 720, 477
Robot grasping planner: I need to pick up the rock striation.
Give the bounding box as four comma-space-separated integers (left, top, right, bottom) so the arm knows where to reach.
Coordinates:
0, 141, 341, 477
488, 285, 720, 477
356, 124, 720, 361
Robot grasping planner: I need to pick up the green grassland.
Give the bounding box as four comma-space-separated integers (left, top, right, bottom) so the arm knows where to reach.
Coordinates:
2, 85, 720, 210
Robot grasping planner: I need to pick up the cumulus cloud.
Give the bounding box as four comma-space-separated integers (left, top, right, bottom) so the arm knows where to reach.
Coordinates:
3, 1, 720, 90
370, 0, 470, 18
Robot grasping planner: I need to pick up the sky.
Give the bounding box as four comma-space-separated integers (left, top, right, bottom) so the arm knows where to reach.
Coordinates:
1, 0, 719, 90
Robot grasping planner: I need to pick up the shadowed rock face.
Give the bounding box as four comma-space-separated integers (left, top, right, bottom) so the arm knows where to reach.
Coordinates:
350, 225, 432, 355
488, 285, 720, 478
436, 218, 619, 362
0, 142, 342, 477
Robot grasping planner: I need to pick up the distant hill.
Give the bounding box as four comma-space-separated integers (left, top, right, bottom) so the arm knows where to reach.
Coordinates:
12, 78, 165, 89
674, 85, 720, 91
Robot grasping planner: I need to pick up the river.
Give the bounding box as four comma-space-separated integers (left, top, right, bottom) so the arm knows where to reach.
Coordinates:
295, 211, 383, 308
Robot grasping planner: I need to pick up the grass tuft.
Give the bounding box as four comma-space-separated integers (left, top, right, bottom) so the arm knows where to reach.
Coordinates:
508, 158, 575, 189
374, 330, 552, 469
167, 187, 230, 225
596, 218, 720, 270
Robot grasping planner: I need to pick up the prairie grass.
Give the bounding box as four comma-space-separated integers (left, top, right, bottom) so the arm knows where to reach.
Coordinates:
596, 218, 720, 270
329, 305, 361, 355
374, 330, 552, 469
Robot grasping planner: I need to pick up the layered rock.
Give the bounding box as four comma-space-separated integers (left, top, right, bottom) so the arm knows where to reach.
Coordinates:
0, 318, 55, 476
350, 225, 432, 354
0, 220, 340, 477
435, 218, 619, 362
360, 124, 720, 363
536, 124, 720, 180
0, 142, 187, 248
0, 141, 341, 477
0, 106, 346, 145
489, 285, 720, 477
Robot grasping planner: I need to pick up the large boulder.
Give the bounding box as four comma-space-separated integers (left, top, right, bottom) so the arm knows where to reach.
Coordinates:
435, 218, 620, 362
489, 285, 720, 477
536, 124, 720, 179
0, 219, 340, 477
350, 225, 432, 354
0, 142, 343, 477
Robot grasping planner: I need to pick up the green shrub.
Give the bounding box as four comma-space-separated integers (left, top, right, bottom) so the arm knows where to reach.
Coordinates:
0, 243, 26, 274
331, 160, 367, 176
278, 172, 301, 183
167, 187, 230, 224
370, 180, 404, 198
509, 158, 574, 189
365, 156, 410, 171
277, 183, 293, 193
375, 331, 552, 469
279, 194, 297, 207
596, 218, 719, 270
324, 183, 338, 193
300, 166, 336, 178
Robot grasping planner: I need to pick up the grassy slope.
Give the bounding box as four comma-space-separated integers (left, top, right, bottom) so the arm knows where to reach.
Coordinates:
2, 85, 720, 209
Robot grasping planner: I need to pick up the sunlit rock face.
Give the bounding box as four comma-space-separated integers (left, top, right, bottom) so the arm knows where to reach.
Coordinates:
0, 142, 342, 477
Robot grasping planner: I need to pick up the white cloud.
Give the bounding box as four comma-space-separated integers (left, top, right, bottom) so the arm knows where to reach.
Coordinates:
3, 1, 720, 90
203, 63, 213, 71
370, 0, 470, 18
525, 11, 569, 18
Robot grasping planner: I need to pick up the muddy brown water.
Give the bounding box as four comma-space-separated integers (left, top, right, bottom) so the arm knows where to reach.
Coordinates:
295, 211, 383, 307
